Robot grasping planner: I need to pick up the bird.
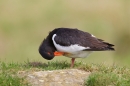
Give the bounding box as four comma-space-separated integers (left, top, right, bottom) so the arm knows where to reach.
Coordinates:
39, 28, 115, 67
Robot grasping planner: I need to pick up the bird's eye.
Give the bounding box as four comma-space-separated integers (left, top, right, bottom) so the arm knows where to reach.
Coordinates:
47, 52, 51, 55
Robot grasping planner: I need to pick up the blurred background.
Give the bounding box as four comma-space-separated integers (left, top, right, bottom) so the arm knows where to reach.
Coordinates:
0, 0, 130, 66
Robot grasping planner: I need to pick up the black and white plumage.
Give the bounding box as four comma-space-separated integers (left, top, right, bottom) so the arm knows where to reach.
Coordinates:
39, 28, 115, 67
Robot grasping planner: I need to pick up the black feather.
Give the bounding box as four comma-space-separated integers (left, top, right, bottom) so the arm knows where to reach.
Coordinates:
52, 28, 115, 51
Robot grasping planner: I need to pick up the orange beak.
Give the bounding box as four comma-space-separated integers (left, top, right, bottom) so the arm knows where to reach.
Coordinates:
54, 51, 64, 56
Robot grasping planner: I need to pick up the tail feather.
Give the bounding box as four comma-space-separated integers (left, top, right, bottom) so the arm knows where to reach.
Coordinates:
97, 38, 115, 50
102, 42, 115, 50
83, 40, 115, 51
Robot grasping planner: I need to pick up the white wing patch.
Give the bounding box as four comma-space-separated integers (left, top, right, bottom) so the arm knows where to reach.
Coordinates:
52, 34, 90, 53
91, 34, 96, 37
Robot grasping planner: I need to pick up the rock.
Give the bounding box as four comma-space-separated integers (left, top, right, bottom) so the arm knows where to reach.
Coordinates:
18, 69, 91, 86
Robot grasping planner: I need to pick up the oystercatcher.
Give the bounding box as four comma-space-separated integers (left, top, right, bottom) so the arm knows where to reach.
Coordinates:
39, 28, 114, 67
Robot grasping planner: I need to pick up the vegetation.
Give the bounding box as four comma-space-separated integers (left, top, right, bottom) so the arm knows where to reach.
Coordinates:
84, 64, 130, 86
0, 61, 130, 86
0, 62, 29, 86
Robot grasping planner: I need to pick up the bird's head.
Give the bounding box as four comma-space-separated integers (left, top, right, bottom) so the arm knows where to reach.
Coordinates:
39, 39, 64, 60
39, 39, 56, 60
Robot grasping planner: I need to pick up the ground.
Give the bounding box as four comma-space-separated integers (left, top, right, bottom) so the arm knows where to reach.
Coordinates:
1, 61, 130, 86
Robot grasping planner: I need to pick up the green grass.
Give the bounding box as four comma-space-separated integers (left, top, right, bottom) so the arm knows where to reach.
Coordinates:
0, 61, 130, 86
83, 64, 130, 86
0, 73, 27, 86
85, 72, 130, 86
0, 62, 29, 86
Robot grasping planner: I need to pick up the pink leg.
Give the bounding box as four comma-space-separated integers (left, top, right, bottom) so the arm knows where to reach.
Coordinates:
71, 58, 75, 68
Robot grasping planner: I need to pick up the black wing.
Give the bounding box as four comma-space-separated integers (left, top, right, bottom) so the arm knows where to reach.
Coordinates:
51, 28, 115, 51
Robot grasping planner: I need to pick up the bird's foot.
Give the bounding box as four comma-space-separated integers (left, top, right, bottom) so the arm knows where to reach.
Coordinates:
71, 58, 75, 68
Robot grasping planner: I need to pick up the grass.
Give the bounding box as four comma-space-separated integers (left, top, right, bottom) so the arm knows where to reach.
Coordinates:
0, 61, 130, 86
83, 64, 130, 86
0, 73, 27, 86
0, 62, 29, 86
